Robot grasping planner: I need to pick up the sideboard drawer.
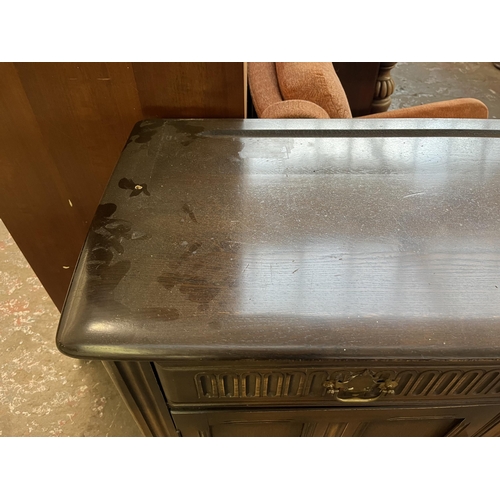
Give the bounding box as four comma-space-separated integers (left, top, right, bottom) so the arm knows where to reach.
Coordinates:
156, 363, 500, 408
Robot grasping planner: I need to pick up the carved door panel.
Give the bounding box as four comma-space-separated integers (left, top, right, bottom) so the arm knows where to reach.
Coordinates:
172, 410, 339, 437
171, 406, 500, 437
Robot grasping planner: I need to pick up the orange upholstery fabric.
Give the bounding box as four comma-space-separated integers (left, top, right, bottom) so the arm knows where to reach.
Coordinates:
276, 63, 352, 118
362, 98, 488, 119
261, 100, 330, 119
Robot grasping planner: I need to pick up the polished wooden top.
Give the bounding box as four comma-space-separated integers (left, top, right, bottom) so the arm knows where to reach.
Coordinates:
57, 119, 500, 362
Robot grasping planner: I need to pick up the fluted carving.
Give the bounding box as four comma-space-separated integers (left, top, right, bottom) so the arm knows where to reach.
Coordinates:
194, 367, 500, 402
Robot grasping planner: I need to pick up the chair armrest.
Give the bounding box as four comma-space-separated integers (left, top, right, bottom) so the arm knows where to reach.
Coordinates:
261, 100, 330, 119
361, 98, 488, 119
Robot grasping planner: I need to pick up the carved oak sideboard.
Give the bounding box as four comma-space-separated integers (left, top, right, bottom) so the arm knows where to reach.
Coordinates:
57, 119, 500, 437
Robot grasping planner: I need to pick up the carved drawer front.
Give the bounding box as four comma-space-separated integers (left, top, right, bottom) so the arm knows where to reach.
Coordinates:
155, 364, 500, 407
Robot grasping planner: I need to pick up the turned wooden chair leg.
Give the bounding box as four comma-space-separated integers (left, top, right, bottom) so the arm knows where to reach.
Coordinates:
371, 62, 397, 113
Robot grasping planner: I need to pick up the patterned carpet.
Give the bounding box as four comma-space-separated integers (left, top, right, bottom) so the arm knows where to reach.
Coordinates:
0, 220, 140, 436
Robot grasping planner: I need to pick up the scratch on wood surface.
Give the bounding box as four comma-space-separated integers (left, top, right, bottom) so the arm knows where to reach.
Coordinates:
403, 192, 426, 199
230, 220, 250, 230
108, 405, 119, 431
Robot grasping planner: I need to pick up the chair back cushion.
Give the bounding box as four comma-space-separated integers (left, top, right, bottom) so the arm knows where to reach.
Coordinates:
248, 63, 284, 117
276, 62, 352, 118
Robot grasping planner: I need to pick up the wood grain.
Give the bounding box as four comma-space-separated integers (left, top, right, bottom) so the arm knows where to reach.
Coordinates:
0, 63, 245, 309
0, 63, 84, 309
333, 62, 380, 116
132, 63, 245, 118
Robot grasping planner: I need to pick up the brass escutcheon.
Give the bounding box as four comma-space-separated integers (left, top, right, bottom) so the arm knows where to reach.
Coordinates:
323, 370, 398, 403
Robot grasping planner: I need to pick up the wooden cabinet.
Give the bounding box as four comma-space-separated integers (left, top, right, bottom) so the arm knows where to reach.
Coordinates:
101, 360, 500, 437
57, 119, 500, 437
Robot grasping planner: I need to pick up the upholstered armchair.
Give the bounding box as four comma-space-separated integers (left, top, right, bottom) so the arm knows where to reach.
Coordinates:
248, 63, 489, 119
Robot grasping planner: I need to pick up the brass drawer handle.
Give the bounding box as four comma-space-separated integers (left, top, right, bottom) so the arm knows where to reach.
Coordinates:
330, 392, 387, 404
323, 371, 398, 403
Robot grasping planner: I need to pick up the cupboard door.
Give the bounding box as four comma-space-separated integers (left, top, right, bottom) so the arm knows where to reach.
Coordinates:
172, 410, 345, 437
171, 406, 500, 437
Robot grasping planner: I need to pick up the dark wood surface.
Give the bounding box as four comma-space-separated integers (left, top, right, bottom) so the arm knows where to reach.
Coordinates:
0, 63, 246, 309
171, 404, 500, 437
57, 118, 500, 362
333, 62, 381, 116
